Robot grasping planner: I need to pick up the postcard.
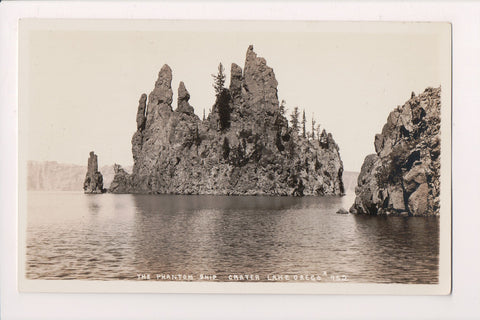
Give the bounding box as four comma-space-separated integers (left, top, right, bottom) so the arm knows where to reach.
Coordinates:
18, 19, 451, 294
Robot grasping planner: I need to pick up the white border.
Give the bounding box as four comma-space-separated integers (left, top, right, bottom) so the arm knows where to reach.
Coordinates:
1, 1, 479, 319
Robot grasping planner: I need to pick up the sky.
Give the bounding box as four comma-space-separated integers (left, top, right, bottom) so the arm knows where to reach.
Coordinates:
20, 20, 450, 172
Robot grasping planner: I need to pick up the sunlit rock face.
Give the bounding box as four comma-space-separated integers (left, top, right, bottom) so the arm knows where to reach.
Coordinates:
350, 87, 441, 216
111, 46, 344, 196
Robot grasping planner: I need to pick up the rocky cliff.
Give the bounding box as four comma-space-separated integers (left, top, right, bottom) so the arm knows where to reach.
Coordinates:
83, 151, 106, 194
110, 45, 344, 196
350, 87, 441, 216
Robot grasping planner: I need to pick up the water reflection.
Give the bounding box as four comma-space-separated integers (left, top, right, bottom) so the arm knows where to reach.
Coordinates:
86, 195, 101, 215
26, 192, 439, 283
351, 215, 439, 283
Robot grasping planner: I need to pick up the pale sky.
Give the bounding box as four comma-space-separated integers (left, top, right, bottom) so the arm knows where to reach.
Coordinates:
21, 20, 450, 172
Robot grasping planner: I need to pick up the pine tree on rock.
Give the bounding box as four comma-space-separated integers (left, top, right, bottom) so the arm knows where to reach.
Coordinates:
110, 45, 345, 197
212, 63, 226, 95
316, 124, 321, 141
222, 137, 230, 160
290, 106, 300, 136
302, 110, 306, 138
311, 115, 316, 140
216, 89, 231, 131
279, 100, 286, 116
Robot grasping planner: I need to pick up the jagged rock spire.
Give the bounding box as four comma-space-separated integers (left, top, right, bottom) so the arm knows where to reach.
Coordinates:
136, 94, 147, 131
83, 151, 105, 194
229, 63, 243, 98
145, 64, 173, 128
150, 64, 173, 106
176, 81, 195, 115
243, 45, 279, 109
88, 151, 98, 172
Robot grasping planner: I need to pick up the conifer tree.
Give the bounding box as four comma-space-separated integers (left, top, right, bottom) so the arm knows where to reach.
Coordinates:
194, 123, 201, 147
203, 108, 206, 121
279, 100, 286, 116
302, 110, 306, 138
311, 115, 316, 140
212, 63, 226, 95
222, 137, 230, 160
217, 89, 231, 131
290, 107, 300, 135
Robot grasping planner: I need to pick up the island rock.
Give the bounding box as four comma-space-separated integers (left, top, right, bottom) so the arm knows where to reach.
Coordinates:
111, 46, 344, 196
83, 151, 105, 194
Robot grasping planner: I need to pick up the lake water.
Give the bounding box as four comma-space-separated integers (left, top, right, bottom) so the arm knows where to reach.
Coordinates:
26, 192, 439, 283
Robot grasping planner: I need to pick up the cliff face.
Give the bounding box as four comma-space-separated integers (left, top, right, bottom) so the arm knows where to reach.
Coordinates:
350, 87, 441, 216
83, 151, 105, 194
111, 45, 344, 196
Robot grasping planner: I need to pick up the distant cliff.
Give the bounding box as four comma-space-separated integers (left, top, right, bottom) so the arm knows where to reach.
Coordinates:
110, 45, 344, 196
27, 161, 130, 191
350, 87, 441, 216
28, 161, 86, 191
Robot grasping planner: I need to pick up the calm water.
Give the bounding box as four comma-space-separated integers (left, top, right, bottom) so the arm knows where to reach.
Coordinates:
26, 192, 439, 283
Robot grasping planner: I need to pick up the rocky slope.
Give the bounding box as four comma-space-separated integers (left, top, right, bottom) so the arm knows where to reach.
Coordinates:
110, 45, 344, 196
83, 151, 105, 194
350, 87, 441, 216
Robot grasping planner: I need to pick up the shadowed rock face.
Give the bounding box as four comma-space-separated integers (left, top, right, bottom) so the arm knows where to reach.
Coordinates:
111, 46, 344, 196
83, 151, 105, 194
350, 87, 441, 216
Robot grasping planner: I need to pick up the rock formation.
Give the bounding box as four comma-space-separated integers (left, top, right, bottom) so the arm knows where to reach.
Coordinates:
350, 87, 441, 216
111, 45, 344, 196
108, 164, 133, 193
83, 151, 105, 194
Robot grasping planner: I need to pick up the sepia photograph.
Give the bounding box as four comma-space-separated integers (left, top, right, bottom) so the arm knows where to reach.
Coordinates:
18, 19, 451, 294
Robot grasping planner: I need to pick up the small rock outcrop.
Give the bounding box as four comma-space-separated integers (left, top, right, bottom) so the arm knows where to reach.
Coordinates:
350, 87, 441, 216
83, 151, 105, 194
108, 164, 132, 193
111, 45, 344, 196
